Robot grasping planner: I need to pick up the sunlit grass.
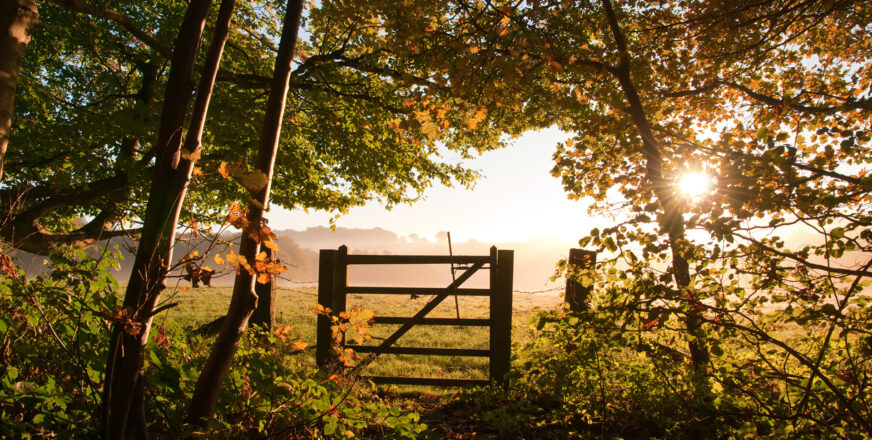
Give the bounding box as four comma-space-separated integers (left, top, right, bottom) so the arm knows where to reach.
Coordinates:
149, 285, 558, 389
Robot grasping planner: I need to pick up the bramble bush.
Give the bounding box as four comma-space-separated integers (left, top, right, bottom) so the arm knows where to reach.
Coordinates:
462, 287, 872, 439
0, 249, 432, 439
145, 321, 432, 439
0, 248, 119, 438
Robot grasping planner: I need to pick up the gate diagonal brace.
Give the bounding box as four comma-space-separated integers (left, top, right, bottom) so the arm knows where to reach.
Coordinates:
376, 261, 485, 352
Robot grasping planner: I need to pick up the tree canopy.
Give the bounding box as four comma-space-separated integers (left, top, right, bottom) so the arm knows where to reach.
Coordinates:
337, 0, 872, 432
3, 0, 872, 437
2, 0, 521, 254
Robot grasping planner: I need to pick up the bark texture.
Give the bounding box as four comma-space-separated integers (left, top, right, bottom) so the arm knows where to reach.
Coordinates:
188, 0, 304, 423
0, 0, 38, 182
100, 0, 236, 437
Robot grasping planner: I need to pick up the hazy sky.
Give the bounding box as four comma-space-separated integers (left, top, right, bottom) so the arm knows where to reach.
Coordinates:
270, 127, 610, 244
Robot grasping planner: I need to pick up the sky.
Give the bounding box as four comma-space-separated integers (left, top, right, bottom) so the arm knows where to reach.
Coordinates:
269, 127, 611, 244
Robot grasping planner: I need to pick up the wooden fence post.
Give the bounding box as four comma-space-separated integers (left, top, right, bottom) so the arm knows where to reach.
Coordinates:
565, 248, 596, 312
490, 247, 513, 384
316, 249, 336, 367
332, 245, 348, 350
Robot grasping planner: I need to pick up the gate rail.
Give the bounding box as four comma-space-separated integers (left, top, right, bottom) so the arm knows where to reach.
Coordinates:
316, 245, 514, 386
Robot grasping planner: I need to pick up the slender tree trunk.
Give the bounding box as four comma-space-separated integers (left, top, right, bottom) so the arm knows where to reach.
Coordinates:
188, 0, 304, 422
0, 0, 38, 182
250, 246, 275, 330
600, 0, 710, 373
100, 1, 236, 437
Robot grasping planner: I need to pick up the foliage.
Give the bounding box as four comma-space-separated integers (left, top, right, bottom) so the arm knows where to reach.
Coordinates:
3, 0, 518, 253
351, 0, 872, 436
460, 308, 872, 439
0, 248, 119, 438
0, 249, 432, 438
312, 303, 376, 368
145, 322, 431, 439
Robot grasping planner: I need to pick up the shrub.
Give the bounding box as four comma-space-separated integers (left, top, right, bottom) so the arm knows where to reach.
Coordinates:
0, 247, 432, 439
0, 248, 120, 438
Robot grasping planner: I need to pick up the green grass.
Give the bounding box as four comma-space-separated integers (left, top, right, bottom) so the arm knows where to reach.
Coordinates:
151, 284, 560, 387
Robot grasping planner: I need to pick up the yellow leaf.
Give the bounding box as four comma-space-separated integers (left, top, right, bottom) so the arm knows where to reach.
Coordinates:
463, 106, 488, 130
421, 121, 439, 140
180, 250, 200, 263
356, 308, 375, 322
311, 304, 331, 315
257, 273, 271, 284
291, 340, 308, 351
213, 254, 225, 265
414, 109, 431, 123
262, 238, 279, 251
234, 169, 268, 193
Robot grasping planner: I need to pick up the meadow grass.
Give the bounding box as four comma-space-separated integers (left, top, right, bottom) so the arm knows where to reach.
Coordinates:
151, 283, 561, 387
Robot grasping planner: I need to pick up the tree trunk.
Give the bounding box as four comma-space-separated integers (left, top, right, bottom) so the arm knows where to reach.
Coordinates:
0, 0, 38, 182
600, 0, 710, 374
100, 0, 236, 437
188, 0, 304, 423
250, 246, 275, 330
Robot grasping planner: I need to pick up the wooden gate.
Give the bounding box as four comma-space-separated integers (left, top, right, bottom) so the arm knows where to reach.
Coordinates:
316, 245, 514, 386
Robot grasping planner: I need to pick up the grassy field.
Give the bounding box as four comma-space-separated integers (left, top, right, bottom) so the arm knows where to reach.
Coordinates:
151, 283, 562, 386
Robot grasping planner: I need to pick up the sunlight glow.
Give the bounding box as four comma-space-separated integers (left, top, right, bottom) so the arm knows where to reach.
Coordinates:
678, 172, 712, 197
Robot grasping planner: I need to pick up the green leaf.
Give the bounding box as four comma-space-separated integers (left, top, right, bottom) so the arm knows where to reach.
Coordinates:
820, 304, 838, 315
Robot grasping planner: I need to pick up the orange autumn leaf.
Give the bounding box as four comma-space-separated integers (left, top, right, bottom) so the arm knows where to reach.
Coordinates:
180, 148, 201, 161
274, 325, 293, 341
217, 161, 231, 179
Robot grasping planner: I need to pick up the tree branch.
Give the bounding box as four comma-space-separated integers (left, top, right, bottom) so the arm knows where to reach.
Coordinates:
46, 0, 172, 58
738, 234, 872, 277
658, 79, 871, 115
721, 80, 872, 115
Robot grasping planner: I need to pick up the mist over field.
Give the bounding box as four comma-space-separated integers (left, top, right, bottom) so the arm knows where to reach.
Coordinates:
11, 226, 576, 293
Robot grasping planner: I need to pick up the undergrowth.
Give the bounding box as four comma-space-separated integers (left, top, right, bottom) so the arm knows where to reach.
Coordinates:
0, 249, 433, 439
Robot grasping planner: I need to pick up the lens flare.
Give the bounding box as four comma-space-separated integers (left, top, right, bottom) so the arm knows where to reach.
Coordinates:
678, 172, 712, 197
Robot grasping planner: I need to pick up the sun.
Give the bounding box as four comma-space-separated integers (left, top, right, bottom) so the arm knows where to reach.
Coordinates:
678, 172, 712, 197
